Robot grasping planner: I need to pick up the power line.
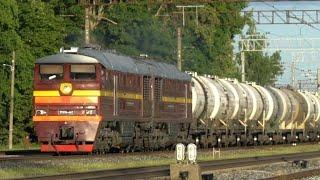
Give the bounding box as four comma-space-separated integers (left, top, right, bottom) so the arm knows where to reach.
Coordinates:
261, 1, 320, 31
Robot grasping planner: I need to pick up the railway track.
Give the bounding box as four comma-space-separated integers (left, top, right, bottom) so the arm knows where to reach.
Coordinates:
0, 143, 318, 162
14, 151, 320, 180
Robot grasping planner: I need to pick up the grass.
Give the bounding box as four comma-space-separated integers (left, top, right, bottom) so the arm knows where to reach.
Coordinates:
1, 143, 320, 179
0, 143, 39, 151
197, 143, 320, 161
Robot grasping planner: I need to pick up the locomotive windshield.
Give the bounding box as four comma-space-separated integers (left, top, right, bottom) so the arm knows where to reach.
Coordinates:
70, 64, 96, 80
39, 65, 63, 80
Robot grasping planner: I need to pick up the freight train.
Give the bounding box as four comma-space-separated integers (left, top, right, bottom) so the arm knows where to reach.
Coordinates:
32, 47, 320, 153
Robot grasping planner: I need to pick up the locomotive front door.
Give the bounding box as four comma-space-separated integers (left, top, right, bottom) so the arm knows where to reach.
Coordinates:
142, 76, 153, 118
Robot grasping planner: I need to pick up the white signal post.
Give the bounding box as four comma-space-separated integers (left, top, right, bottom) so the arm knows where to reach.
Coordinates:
187, 143, 197, 164
176, 143, 186, 162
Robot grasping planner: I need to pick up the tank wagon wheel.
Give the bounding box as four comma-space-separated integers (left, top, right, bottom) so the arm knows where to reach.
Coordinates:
124, 145, 132, 153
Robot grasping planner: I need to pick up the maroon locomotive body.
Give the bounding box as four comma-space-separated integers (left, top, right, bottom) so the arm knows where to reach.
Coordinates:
33, 48, 193, 153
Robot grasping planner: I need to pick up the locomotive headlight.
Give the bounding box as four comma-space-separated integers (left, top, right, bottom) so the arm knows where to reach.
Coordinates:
237, 137, 240, 142
269, 137, 272, 141
307, 135, 310, 139
60, 83, 72, 95
317, 135, 320, 138
296, 136, 298, 139
254, 137, 257, 141
218, 138, 221, 142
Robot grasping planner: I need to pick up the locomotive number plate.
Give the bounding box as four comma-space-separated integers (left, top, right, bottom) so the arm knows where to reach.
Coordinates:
59, 110, 74, 115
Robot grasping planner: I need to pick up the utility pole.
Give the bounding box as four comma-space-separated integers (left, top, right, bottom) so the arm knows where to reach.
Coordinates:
2, 51, 16, 150
175, 5, 204, 71
177, 27, 182, 71
9, 51, 15, 150
241, 51, 245, 82
291, 60, 296, 88
2, 51, 15, 149
85, 5, 91, 45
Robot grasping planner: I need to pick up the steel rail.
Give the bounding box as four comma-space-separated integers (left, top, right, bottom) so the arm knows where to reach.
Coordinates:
0, 143, 318, 162
263, 168, 320, 180
13, 151, 320, 180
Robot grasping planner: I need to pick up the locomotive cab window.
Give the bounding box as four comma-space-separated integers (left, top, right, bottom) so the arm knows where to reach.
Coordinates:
39, 65, 63, 80
70, 65, 96, 80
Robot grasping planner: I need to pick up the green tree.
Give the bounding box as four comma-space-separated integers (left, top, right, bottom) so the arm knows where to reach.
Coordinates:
240, 27, 283, 85
13, 0, 65, 143
245, 51, 283, 86
94, 1, 249, 77
47, 0, 85, 46
18, 0, 65, 57
0, 0, 21, 145
183, 2, 248, 77
0, 0, 65, 145
94, 2, 176, 63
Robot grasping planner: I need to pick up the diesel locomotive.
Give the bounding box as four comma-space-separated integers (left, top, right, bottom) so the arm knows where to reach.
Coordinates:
33, 47, 320, 153
33, 47, 192, 152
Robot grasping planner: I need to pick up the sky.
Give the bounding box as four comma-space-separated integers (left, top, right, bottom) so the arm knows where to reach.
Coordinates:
244, 1, 320, 90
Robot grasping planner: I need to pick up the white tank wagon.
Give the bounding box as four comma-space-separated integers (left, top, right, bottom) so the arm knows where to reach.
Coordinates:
252, 84, 278, 132
191, 76, 205, 122
296, 91, 315, 128
191, 76, 236, 129
191, 73, 320, 147
218, 79, 246, 120
297, 91, 320, 140
193, 75, 267, 131
313, 93, 320, 131
240, 83, 264, 128
307, 92, 320, 127
280, 89, 303, 130
267, 87, 293, 130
